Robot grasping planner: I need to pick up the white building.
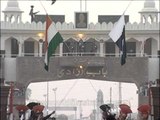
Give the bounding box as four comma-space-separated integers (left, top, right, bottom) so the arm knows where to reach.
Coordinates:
0, 0, 160, 119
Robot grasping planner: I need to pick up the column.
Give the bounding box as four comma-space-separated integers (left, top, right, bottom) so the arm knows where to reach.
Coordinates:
39, 40, 43, 57
156, 16, 158, 23
9, 15, 12, 22
19, 16, 22, 23
141, 40, 145, 57
15, 15, 18, 23
0, 79, 10, 120
151, 15, 154, 23
150, 86, 160, 120
59, 42, 63, 56
100, 40, 104, 57
4, 15, 7, 22
145, 15, 148, 23
140, 15, 143, 23
18, 42, 22, 56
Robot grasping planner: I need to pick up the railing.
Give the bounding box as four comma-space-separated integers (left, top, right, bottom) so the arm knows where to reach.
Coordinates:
1, 21, 159, 30
0, 52, 159, 58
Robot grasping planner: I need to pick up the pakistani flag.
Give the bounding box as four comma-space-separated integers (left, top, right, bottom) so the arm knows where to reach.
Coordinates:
44, 15, 63, 71
109, 14, 126, 65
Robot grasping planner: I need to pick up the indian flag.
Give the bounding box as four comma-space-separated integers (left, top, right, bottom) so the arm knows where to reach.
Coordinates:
44, 15, 63, 71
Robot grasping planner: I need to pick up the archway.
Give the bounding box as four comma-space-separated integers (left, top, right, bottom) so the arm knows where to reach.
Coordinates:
84, 38, 99, 56
105, 39, 116, 56
24, 38, 38, 56
63, 38, 78, 56
5, 37, 18, 57
126, 38, 139, 57
27, 79, 138, 119
144, 38, 158, 56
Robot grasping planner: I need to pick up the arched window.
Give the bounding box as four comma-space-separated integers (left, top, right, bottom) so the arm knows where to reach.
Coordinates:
105, 39, 116, 56
24, 38, 38, 56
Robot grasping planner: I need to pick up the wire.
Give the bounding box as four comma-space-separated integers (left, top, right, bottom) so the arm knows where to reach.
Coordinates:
88, 79, 97, 93
39, 0, 48, 14
58, 79, 79, 106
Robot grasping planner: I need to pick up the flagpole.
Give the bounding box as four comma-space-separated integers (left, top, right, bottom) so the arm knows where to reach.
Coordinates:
123, 0, 134, 15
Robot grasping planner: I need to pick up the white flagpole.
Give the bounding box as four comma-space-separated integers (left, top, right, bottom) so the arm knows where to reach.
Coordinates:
123, 0, 134, 15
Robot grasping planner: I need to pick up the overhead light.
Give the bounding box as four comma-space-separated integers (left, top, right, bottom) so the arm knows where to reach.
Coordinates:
78, 33, 84, 39
37, 32, 44, 39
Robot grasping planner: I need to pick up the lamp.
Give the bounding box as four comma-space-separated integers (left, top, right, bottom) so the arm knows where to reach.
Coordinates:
78, 33, 84, 40
37, 32, 44, 57
37, 32, 44, 39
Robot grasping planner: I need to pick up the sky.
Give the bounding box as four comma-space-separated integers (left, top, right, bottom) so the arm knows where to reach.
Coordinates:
1, 0, 159, 23
1, 0, 159, 117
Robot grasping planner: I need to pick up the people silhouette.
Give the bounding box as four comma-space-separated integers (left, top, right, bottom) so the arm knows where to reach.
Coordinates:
77, 13, 86, 28
29, 5, 39, 22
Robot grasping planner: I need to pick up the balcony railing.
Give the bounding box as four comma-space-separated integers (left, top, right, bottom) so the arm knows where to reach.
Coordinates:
0, 52, 159, 58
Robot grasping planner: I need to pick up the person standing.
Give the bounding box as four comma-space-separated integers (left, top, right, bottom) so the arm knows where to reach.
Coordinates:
117, 104, 132, 120
15, 105, 28, 120
29, 105, 55, 120
137, 104, 151, 120
29, 5, 39, 22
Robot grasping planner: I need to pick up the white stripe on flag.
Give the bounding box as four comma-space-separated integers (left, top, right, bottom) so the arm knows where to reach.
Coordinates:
44, 50, 48, 65
109, 14, 125, 42
48, 23, 58, 43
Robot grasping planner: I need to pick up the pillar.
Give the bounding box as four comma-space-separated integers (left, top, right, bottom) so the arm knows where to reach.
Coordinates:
18, 42, 22, 56
150, 84, 160, 120
39, 39, 43, 57
9, 82, 14, 120
59, 42, 63, 56
0, 57, 10, 120
140, 15, 143, 23
0, 79, 10, 120
141, 40, 145, 57
12, 83, 26, 120
100, 40, 104, 57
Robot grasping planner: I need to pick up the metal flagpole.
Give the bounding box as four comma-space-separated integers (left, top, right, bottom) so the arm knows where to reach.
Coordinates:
46, 81, 49, 115
123, 0, 134, 15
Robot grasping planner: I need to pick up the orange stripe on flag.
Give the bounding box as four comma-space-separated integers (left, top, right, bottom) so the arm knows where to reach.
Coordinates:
45, 15, 52, 52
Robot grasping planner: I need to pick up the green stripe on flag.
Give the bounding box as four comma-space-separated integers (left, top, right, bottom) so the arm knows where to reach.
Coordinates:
45, 32, 63, 71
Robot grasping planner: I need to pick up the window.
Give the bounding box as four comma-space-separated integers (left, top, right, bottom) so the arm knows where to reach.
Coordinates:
24, 41, 34, 56
126, 42, 136, 56
105, 42, 116, 56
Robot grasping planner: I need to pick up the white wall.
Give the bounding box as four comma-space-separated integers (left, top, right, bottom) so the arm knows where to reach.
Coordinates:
148, 58, 159, 82
4, 58, 16, 82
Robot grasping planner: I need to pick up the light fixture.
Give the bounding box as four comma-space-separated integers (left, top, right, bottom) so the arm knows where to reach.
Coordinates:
79, 65, 83, 69
37, 32, 44, 39
78, 33, 84, 40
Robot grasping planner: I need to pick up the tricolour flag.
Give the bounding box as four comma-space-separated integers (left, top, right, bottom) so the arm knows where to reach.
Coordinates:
109, 14, 126, 65
44, 15, 63, 71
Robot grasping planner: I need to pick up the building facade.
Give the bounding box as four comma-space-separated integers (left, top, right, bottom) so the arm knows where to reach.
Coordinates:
0, 0, 160, 119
